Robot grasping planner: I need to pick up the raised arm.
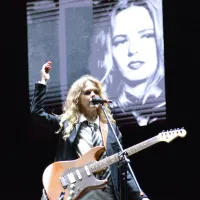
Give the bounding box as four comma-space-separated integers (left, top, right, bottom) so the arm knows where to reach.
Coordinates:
30, 61, 60, 133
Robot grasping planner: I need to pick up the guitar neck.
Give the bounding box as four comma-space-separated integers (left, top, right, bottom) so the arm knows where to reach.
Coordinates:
89, 135, 160, 173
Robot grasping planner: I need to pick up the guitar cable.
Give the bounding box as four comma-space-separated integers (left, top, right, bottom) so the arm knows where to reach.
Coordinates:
58, 191, 65, 200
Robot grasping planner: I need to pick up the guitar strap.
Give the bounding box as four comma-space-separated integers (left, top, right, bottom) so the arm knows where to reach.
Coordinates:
100, 121, 108, 149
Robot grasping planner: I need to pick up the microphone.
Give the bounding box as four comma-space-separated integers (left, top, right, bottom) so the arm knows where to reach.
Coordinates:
91, 96, 113, 104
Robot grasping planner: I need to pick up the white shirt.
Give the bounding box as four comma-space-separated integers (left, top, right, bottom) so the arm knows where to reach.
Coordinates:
76, 115, 100, 157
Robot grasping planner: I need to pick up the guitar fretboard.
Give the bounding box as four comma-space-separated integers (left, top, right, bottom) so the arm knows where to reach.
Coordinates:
89, 135, 159, 173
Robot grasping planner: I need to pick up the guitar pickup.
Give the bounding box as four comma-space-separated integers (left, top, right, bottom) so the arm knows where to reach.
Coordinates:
84, 165, 91, 176
76, 169, 82, 180
67, 172, 76, 184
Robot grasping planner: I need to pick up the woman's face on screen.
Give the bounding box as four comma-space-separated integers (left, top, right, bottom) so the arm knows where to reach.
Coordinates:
112, 5, 157, 82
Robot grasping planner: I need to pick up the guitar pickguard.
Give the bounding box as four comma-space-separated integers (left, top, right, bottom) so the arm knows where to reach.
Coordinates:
60, 164, 107, 200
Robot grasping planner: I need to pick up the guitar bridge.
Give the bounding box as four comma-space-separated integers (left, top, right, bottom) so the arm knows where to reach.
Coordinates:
59, 176, 68, 189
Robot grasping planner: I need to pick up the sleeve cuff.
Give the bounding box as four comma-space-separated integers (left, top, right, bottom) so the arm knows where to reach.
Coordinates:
38, 80, 47, 85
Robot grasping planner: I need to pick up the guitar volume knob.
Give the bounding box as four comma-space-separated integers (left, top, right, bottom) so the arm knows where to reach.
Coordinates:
69, 190, 74, 195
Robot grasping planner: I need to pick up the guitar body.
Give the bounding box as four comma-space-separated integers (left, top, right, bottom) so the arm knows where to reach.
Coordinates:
42, 146, 108, 200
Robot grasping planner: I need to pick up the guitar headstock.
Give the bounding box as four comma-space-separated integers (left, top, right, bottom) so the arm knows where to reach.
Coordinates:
158, 128, 187, 143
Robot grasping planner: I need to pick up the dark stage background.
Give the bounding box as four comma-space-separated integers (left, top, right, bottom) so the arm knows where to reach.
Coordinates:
2, 1, 198, 200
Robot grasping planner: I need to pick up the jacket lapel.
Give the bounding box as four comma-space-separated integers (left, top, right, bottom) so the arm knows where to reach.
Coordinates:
100, 121, 108, 149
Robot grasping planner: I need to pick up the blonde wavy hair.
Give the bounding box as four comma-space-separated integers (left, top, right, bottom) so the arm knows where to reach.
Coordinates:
56, 74, 115, 139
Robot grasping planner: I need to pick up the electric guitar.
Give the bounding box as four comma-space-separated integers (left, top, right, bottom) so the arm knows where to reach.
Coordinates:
42, 128, 187, 200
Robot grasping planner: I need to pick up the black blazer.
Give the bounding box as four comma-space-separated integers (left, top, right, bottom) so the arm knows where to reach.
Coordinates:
30, 83, 147, 200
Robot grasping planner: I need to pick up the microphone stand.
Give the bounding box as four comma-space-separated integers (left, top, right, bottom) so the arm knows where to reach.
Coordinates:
99, 103, 144, 200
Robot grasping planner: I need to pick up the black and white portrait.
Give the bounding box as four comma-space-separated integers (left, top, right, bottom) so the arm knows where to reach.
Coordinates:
89, 0, 165, 126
